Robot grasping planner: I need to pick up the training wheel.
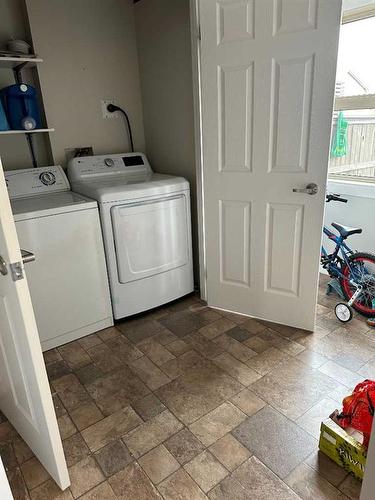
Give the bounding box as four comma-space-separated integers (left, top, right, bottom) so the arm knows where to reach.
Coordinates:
335, 302, 353, 323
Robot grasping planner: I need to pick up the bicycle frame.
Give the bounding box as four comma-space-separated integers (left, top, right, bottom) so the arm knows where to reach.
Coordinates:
322, 196, 375, 318
321, 225, 355, 280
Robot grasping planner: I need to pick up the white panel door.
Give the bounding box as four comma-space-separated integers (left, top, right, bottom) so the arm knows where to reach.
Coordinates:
0, 160, 69, 490
200, 0, 342, 330
0, 457, 13, 500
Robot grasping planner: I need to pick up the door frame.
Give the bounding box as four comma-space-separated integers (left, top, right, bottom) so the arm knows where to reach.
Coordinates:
361, 425, 375, 499
190, 0, 206, 300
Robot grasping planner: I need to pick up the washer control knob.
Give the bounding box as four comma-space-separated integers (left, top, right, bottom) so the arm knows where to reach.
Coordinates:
104, 158, 114, 167
39, 171, 56, 186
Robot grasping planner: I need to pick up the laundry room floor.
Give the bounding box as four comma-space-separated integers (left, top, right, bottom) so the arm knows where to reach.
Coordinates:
1, 275, 371, 499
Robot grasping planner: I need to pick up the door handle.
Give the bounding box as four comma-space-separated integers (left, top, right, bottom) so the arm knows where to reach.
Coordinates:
0, 251, 34, 278
292, 183, 318, 195
21, 249, 35, 264
0, 255, 8, 276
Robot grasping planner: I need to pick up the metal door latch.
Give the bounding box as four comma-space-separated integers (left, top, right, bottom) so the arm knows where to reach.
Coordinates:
11, 250, 35, 281
0, 255, 8, 276
0, 249, 35, 281
10, 262, 24, 281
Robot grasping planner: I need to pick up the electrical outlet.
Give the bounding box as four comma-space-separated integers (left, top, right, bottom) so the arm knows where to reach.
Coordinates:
101, 99, 118, 119
65, 147, 94, 163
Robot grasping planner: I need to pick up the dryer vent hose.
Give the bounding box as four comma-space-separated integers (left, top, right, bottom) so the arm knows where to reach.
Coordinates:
107, 104, 134, 153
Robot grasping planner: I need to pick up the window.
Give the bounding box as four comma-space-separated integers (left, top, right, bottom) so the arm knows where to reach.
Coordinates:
329, 14, 375, 182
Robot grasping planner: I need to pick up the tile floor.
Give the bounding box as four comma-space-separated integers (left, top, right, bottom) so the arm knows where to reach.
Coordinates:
2, 274, 372, 499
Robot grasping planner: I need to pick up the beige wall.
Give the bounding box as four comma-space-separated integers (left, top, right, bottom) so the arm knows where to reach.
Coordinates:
0, 0, 27, 46
26, 0, 145, 167
134, 0, 198, 281
0, 0, 50, 170
1, 0, 199, 281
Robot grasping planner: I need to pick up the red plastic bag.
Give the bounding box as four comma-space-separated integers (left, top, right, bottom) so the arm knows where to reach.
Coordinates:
337, 379, 375, 448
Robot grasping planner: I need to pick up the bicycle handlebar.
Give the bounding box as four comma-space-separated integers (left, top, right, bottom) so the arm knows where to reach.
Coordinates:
326, 193, 348, 203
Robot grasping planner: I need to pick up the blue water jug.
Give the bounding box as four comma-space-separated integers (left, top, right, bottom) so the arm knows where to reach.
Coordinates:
0, 84, 41, 130
0, 99, 9, 131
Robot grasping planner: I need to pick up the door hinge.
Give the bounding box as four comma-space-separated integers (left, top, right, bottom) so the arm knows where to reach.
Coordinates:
198, 24, 201, 41
10, 262, 24, 281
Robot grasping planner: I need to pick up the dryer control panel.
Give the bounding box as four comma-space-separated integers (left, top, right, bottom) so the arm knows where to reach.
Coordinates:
68, 152, 152, 182
5, 166, 70, 199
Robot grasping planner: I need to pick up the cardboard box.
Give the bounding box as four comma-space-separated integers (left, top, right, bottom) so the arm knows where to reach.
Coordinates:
319, 415, 366, 480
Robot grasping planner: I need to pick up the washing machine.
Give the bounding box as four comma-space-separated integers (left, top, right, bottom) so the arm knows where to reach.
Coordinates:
5, 166, 113, 350
68, 153, 194, 319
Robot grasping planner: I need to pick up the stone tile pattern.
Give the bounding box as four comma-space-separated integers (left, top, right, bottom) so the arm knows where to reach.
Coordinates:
3, 282, 368, 499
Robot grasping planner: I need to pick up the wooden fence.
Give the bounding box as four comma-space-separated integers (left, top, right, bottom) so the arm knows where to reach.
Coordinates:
329, 122, 375, 178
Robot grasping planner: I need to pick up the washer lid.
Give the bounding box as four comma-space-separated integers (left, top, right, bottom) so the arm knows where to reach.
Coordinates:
11, 191, 98, 221
71, 173, 190, 203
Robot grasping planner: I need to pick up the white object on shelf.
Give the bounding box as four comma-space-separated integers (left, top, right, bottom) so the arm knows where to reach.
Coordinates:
0, 55, 43, 69
7, 40, 31, 55
0, 128, 54, 135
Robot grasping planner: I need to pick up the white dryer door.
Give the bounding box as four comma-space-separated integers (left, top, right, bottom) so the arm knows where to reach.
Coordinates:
111, 194, 189, 284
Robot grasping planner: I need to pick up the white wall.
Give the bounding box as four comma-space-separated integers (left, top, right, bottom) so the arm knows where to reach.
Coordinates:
323, 180, 375, 256
26, 0, 145, 167
134, 0, 199, 281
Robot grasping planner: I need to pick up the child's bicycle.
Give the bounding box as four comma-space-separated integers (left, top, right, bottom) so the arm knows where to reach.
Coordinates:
321, 193, 375, 323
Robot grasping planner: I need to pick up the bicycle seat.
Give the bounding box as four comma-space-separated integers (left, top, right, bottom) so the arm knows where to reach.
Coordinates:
332, 222, 362, 239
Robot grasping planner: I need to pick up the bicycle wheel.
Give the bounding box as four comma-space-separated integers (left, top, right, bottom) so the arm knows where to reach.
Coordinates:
335, 303, 353, 323
340, 252, 375, 317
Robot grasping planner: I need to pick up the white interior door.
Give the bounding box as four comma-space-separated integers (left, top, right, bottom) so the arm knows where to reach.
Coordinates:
0, 457, 13, 500
199, 0, 342, 330
0, 159, 69, 490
